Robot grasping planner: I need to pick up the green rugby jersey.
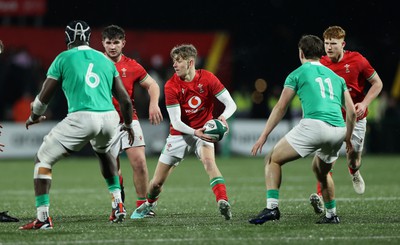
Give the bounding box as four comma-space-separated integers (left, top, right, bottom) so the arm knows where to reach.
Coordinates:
284, 61, 347, 127
47, 45, 118, 113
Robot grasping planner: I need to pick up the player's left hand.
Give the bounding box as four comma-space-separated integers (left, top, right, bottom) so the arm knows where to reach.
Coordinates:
217, 116, 229, 134
354, 102, 366, 120
345, 139, 354, 154
149, 105, 163, 125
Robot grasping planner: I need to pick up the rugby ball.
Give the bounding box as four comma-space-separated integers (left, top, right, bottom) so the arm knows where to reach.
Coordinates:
203, 119, 227, 141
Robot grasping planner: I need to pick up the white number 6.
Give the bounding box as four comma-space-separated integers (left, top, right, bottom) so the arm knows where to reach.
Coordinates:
85, 63, 100, 88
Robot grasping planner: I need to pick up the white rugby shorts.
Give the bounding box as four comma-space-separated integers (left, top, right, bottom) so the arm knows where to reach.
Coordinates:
158, 135, 214, 166
38, 111, 119, 164
109, 120, 146, 158
351, 118, 366, 153
285, 118, 346, 163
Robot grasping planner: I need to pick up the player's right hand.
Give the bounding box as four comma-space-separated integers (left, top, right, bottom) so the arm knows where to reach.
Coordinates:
251, 136, 267, 156
25, 114, 47, 129
120, 124, 135, 145
195, 128, 218, 143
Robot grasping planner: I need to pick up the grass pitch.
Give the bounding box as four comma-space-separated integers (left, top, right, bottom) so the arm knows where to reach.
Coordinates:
0, 154, 399, 244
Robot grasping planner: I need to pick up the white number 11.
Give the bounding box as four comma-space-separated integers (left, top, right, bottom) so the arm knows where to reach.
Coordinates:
315, 77, 334, 99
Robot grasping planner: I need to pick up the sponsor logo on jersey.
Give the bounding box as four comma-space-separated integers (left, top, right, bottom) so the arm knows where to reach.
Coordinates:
185, 96, 204, 114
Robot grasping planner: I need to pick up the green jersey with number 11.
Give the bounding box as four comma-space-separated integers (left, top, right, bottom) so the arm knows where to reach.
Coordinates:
47, 45, 118, 113
284, 61, 347, 127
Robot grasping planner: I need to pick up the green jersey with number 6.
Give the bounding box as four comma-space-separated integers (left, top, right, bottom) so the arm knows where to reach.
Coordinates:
47, 45, 118, 113
284, 61, 347, 127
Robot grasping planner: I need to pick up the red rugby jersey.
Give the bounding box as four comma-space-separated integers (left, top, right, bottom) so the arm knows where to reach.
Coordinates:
165, 69, 226, 135
111, 55, 148, 121
321, 50, 376, 120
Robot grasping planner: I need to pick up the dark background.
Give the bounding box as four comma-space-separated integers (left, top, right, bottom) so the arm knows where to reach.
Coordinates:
2, 0, 394, 91
39, 0, 399, 92
2, 0, 399, 99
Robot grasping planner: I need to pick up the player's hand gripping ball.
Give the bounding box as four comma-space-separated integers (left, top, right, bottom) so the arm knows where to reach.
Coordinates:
203, 119, 228, 141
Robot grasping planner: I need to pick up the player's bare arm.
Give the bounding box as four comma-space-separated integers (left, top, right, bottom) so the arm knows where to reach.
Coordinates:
356, 73, 383, 118
141, 76, 163, 125
112, 76, 134, 145
251, 87, 294, 156
344, 90, 356, 153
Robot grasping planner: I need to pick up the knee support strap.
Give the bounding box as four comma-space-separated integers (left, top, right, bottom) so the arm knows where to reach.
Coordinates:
34, 162, 52, 180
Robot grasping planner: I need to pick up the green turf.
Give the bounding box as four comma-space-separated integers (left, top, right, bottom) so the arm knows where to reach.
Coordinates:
0, 155, 399, 244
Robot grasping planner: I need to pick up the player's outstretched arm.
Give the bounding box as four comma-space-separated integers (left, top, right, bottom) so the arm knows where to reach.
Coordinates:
26, 78, 59, 129
251, 87, 293, 156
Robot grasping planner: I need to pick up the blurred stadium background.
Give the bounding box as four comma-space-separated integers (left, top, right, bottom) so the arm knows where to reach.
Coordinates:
0, 0, 399, 158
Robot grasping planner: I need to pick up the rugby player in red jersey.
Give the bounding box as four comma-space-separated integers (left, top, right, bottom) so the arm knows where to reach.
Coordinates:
130, 44, 237, 220
102, 25, 163, 219
310, 26, 383, 214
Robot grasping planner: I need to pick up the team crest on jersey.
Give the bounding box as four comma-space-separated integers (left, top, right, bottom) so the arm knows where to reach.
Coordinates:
121, 68, 127, 77
344, 64, 350, 73
198, 84, 204, 93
